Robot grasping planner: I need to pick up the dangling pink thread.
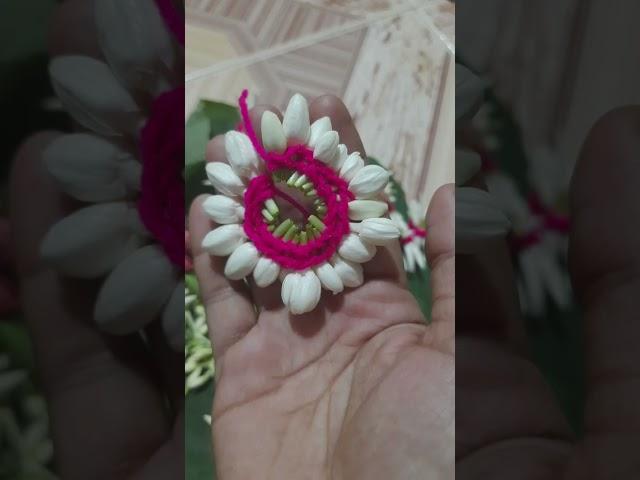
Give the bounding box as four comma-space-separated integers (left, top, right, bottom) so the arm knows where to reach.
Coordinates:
237, 90, 353, 270
239, 90, 268, 160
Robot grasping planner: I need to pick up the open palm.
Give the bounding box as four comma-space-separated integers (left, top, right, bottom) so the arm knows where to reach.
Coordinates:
190, 96, 454, 479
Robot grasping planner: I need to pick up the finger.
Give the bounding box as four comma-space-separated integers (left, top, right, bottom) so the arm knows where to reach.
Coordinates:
309, 95, 405, 283
49, 0, 102, 58
309, 95, 366, 157
189, 195, 256, 360
568, 106, 640, 441
425, 184, 455, 352
10, 133, 171, 477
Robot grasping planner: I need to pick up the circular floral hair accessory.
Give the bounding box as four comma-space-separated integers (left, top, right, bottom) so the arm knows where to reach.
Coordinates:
202, 91, 400, 314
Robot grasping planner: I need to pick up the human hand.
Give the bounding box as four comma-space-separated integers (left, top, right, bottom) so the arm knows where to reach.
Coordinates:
456, 107, 640, 478
189, 95, 455, 479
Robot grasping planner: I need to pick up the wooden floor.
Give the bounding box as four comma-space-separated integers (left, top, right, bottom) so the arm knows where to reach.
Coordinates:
185, 0, 455, 211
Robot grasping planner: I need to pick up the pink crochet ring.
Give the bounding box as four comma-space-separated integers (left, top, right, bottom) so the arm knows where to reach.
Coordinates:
202, 90, 400, 314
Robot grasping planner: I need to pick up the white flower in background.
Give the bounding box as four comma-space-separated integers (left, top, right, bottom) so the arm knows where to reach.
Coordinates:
486, 168, 571, 317
41, 0, 183, 350
382, 182, 397, 206
202, 93, 400, 314
389, 201, 427, 272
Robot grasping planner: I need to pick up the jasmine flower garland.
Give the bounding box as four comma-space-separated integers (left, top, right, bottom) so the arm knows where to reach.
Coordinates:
389, 200, 428, 272
463, 76, 572, 316
202, 91, 401, 314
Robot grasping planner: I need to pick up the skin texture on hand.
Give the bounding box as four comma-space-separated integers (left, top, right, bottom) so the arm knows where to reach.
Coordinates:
456, 106, 640, 478
190, 96, 455, 479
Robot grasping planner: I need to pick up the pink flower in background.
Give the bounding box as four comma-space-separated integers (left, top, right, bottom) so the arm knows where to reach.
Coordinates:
139, 87, 185, 269
155, 0, 184, 45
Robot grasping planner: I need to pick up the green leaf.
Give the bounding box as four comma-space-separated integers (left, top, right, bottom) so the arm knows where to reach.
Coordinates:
185, 110, 211, 166
185, 161, 209, 208
199, 100, 240, 139
185, 100, 240, 167
185, 100, 240, 207
408, 268, 430, 319
186, 381, 216, 480
0, 321, 34, 372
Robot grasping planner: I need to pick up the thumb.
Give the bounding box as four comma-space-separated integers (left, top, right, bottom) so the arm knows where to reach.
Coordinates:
568, 105, 640, 468
424, 184, 455, 351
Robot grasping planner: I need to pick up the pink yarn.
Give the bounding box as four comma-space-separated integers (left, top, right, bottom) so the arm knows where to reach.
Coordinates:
511, 194, 569, 252
401, 221, 427, 245
237, 90, 353, 270
527, 193, 570, 233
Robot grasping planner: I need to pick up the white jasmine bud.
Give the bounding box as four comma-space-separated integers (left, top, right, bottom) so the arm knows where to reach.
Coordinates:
348, 200, 389, 221
314, 262, 344, 294
224, 242, 260, 280
253, 257, 280, 287
313, 131, 339, 164
332, 256, 364, 288
339, 152, 364, 182
282, 93, 310, 144
288, 270, 322, 314
225, 130, 260, 178
308, 117, 332, 149
201, 224, 245, 256
202, 195, 245, 224
359, 218, 401, 246
261, 111, 287, 153
205, 162, 245, 197
349, 165, 390, 199
338, 233, 377, 263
